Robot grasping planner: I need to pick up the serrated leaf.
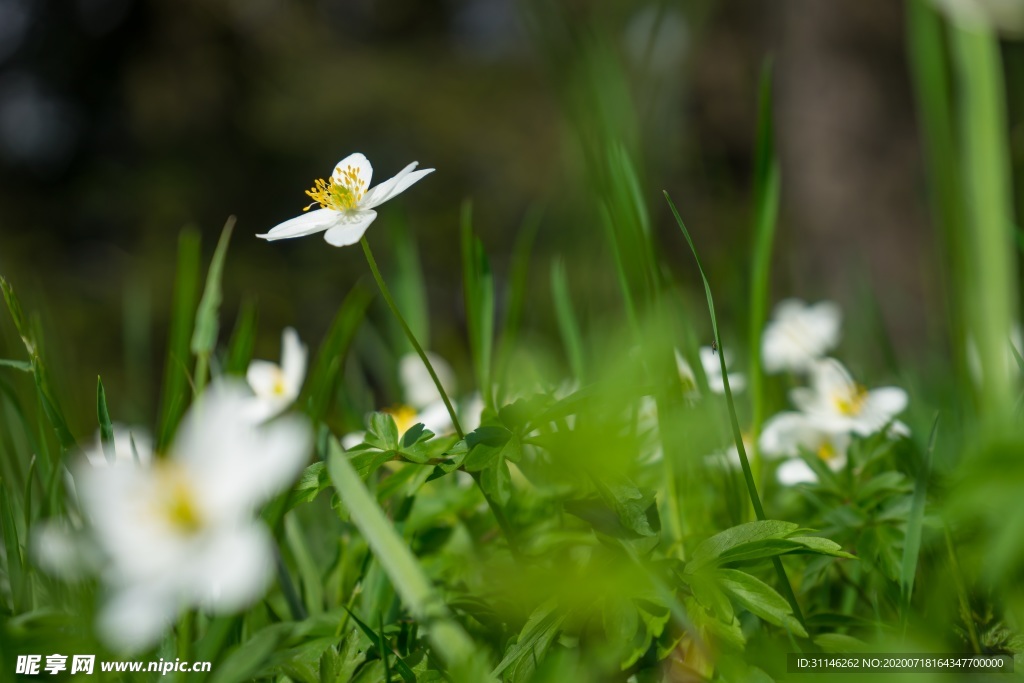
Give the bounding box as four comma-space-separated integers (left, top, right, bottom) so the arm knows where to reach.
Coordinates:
367, 413, 400, 451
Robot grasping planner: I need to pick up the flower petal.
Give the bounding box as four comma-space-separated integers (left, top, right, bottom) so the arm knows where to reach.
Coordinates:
258, 208, 341, 241
361, 163, 434, 209
246, 360, 282, 399
323, 211, 377, 246
777, 458, 818, 485
281, 327, 307, 396
189, 524, 274, 613
332, 153, 373, 189
399, 351, 456, 410
865, 387, 908, 416
97, 583, 179, 653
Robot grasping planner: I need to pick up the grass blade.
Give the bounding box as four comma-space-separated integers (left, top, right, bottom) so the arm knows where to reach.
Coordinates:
327, 439, 493, 681
550, 259, 586, 381
157, 229, 202, 450
747, 59, 781, 482
460, 202, 495, 407
901, 414, 938, 631
224, 297, 258, 376
664, 191, 805, 630
191, 217, 236, 393
96, 376, 114, 463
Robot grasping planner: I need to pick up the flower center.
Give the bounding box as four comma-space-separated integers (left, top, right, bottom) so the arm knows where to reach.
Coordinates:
833, 384, 868, 416
304, 165, 366, 212
385, 404, 419, 436
154, 463, 203, 535
817, 441, 838, 461
271, 367, 287, 397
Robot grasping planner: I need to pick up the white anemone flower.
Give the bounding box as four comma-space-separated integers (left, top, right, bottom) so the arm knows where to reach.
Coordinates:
257, 153, 434, 247
762, 299, 841, 374
74, 382, 311, 652
343, 351, 462, 448
84, 424, 153, 467
760, 412, 851, 485
246, 327, 307, 422
699, 346, 745, 394
789, 359, 907, 436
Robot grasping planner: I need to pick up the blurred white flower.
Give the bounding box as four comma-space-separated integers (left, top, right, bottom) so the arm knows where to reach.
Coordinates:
759, 412, 851, 485
257, 153, 434, 247
699, 346, 745, 394
83, 424, 152, 467
343, 352, 465, 448
673, 349, 701, 402
245, 327, 307, 421
74, 382, 311, 652
762, 299, 841, 374
789, 359, 907, 436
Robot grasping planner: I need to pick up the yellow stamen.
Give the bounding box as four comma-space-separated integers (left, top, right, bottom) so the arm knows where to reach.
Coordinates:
817, 441, 837, 461
834, 384, 868, 416
271, 367, 287, 396
303, 165, 366, 212
153, 463, 203, 535
384, 404, 419, 436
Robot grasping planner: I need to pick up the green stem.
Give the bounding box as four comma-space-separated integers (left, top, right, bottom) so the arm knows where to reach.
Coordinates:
361, 236, 522, 558
360, 237, 464, 439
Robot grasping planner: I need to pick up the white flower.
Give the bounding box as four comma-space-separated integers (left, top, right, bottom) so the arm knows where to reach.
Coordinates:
257, 153, 434, 247
84, 424, 153, 467
789, 359, 907, 436
760, 412, 851, 485
74, 382, 311, 652
699, 346, 745, 394
245, 327, 307, 421
762, 299, 841, 374
343, 352, 464, 448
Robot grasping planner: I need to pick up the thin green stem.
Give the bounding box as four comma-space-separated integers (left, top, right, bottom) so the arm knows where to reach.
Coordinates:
361, 237, 464, 439
361, 236, 522, 559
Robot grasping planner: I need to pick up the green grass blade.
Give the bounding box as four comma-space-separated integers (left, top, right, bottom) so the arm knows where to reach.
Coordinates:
327, 439, 493, 681
0, 481, 25, 612
303, 284, 373, 424
224, 297, 258, 376
342, 607, 416, 683
387, 211, 430, 351
460, 202, 495, 407
906, 0, 971, 400
96, 376, 114, 463
664, 191, 805, 629
949, 19, 1018, 423
550, 259, 586, 381
901, 414, 938, 631
157, 229, 202, 450
191, 217, 236, 393
495, 206, 541, 398
747, 59, 781, 483
0, 359, 31, 372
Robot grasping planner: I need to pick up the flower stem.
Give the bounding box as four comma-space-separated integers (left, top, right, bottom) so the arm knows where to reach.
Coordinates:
360, 237, 464, 439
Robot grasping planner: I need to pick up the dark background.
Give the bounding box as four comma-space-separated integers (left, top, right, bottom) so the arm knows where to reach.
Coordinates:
0, 0, 1021, 427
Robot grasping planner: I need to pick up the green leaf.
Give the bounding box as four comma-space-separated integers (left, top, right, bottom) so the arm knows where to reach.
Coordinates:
191, 217, 235, 359
687, 520, 799, 571
367, 413, 400, 451
326, 439, 493, 680
157, 228, 202, 450
550, 259, 585, 381
479, 459, 511, 507
304, 285, 373, 423
464, 426, 520, 472
0, 482, 25, 611
0, 359, 31, 372
813, 633, 869, 653
96, 376, 114, 463
492, 600, 564, 679
0, 276, 32, 352
788, 536, 855, 559
343, 607, 416, 683
207, 623, 293, 683
461, 202, 495, 406
717, 569, 807, 638
224, 297, 259, 375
